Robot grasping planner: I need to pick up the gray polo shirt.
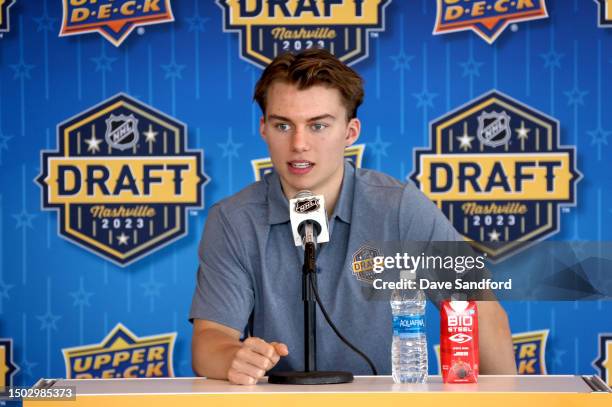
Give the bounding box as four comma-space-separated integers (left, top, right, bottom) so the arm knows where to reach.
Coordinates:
190, 160, 460, 374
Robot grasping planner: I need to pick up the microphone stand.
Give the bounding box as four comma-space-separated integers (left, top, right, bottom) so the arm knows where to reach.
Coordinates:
268, 223, 353, 385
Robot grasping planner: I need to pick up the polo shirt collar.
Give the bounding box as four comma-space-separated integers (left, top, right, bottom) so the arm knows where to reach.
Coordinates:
267, 171, 290, 225
266, 160, 356, 225
332, 160, 355, 224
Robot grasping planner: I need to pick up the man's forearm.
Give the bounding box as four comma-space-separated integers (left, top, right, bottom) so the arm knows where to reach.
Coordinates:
192, 328, 242, 379
477, 301, 518, 374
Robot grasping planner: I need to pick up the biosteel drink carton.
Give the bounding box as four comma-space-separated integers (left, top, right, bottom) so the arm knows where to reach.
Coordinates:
440, 300, 479, 383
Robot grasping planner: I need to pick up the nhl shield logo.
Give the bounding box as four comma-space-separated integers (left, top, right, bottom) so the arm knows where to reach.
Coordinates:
217, 0, 391, 68
295, 198, 320, 214
433, 0, 548, 44
36, 93, 209, 266
105, 114, 140, 151
477, 111, 511, 148
410, 91, 581, 262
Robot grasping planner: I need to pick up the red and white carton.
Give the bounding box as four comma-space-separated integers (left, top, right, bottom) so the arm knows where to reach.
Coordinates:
440, 300, 479, 383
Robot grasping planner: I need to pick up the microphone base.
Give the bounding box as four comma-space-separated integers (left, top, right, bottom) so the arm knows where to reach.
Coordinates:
268, 371, 353, 385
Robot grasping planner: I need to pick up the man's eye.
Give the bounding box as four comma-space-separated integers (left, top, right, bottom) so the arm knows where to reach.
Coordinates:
311, 123, 328, 132
275, 123, 291, 132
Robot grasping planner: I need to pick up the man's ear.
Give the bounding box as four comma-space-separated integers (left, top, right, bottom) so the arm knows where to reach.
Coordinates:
259, 116, 267, 142
345, 117, 361, 147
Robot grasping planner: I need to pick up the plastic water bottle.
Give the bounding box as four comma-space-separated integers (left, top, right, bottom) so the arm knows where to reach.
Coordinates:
391, 270, 428, 383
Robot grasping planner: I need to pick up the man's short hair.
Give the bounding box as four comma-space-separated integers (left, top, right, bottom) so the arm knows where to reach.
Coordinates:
254, 49, 364, 120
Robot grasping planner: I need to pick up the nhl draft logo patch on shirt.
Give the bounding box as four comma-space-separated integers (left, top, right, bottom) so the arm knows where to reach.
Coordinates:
433, 0, 548, 44
60, 0, 174, 46
217, 0, 391, 68
36, 93, 209, 266
410, 91, 581, 262
351, 245, 382, 284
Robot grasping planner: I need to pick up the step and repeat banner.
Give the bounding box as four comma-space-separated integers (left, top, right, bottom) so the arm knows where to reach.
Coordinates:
1, 0, 611, 388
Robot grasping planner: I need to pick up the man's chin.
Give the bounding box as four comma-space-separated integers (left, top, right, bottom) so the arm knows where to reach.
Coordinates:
279, 173, 317, 196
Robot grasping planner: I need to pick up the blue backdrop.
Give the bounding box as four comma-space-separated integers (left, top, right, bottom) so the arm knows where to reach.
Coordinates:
0, 0, 611, 385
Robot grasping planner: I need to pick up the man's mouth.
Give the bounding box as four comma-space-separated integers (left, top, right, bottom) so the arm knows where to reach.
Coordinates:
289, 161, 314, 169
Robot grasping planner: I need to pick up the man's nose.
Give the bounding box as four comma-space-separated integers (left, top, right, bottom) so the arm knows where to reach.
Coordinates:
291, 128, 310, 152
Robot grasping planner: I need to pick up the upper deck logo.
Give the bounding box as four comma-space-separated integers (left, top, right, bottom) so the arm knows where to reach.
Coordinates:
252, 144, 365, 181
60, 0, 174, 46
0, 0, 15, 35
0, 339, 19, 391
593, 334, 612, 386
595, 0, 612, 27
434, 0, 548, 44
410, 91, 580, 262
217, 0, 390, 68
36, 93, 209, 266
63, 323, 175, 379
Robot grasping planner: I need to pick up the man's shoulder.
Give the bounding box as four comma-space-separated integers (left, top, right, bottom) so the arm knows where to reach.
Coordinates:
354, 167, 406, 193
211, 179, 268, 217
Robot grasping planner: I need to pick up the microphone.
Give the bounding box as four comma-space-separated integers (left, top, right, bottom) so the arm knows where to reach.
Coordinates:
289, 190, 330, 247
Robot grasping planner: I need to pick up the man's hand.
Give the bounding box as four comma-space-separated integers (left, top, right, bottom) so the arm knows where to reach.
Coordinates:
228, 337, 289, 385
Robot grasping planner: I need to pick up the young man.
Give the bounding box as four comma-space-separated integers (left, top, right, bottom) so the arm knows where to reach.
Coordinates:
190, 49, 517, 385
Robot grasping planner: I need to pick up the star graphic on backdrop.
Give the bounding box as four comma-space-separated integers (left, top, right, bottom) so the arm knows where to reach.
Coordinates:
551, 348, 566, 367
456, 132, 475, 151
0, 278, 14, 300
460, 56, 483, 78
218, 134, 243, 158
36, 310, 61, 331
515, 122, 531, 141
10, 60, 35, 80
390, 49, 414, 71
18, 358, 37, 378
0, 132, 13, 151
488, 229, 501, 242
413, 89, 437, 109
541, 50, 564, 70
12, 209, 37, 229
588, 126, 611, 147
564, 86, 588, 107
186, 15, 209, 33
369, 133, 391, 157
69, 284, 94, 307
161, 61, 186, 80
117, 233, 129, 245
84, 134, 102, 153
91, 53, 117, 73
143, 126, 158, 143
141, 278, 163, 298
33, 13, 56, 32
